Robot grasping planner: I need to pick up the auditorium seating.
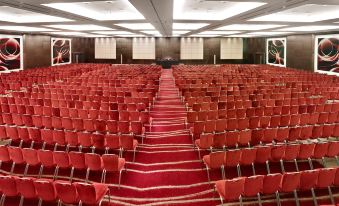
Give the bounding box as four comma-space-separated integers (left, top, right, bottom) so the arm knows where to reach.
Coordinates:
0, 175, 109, 206
0, 145, 126, 185
202, 141, 339, 182
215, 167, 338, 206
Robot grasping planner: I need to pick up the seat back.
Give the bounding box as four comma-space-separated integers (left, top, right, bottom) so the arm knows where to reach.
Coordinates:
34, 180, 57, 201
316, 168, 336, 188
225, 149, 241, 167
240, 148, 257, 165
224, 177, 245, 201
75, 182, 108, 205
300, 170, 319, 190
8, 146, 24, 164
69, 152, 86, 169
281, 172, 301, 192
243, 175, 264, 197
85, 153, 103, 171
55, 181, 79, 204
53, 151, 70, 168
210, 152, 225, 169
16, 177, 37, 198
102, 154, 119, 172
38, 150, 55, 167
0, 175, 18, 196
22, 148, 40, 165
262, 173, 282, 195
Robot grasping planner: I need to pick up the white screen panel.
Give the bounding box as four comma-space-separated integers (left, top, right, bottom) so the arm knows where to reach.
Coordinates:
132, 37, 155, 59
95, 38, 116, 59
220, 38, 243, 59
180, 38, 203, 60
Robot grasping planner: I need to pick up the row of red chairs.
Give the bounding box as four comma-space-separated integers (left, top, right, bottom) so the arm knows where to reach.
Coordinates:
0, 98, 150, 111
185, 97, 331, 110
189, 112, 339, 133
186, 106, 339, 123
0, 175, 109, 206
186, 105, 339, 122
0, 113, 147, 134
202, 141, 339, 182
186, 99, 338, 111
193, 123, 338, 149
0, 145, 125, 185
215, 167, 339, 206
0, 127, 139, 160
1, 109, 150, 123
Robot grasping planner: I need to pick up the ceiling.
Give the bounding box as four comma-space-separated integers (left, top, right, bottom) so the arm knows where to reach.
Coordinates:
0, 0, 339, 38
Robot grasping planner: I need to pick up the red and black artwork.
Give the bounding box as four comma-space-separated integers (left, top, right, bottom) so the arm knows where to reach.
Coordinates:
52, 38, 71, 66
267, 38, 286, 67
0, 37, 22, 71
316, 37, 338, 74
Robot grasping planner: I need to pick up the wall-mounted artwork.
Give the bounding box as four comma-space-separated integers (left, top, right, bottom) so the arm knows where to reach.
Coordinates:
314, 35, 339, 76
266, 38, 286, 67
0, 35, 23, 72
51, 38, 71, 66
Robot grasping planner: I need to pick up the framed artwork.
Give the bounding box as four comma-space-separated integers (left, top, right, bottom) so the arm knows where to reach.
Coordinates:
51, 38, 71, 66
266, 38, 286, 67
314, 34, 339, 76
0, 35, 23, 72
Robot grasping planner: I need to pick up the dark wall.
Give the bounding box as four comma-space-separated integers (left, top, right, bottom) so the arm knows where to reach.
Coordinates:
23, 34, 51, 69
21, 34, 266, 69
286, 34, 315, 72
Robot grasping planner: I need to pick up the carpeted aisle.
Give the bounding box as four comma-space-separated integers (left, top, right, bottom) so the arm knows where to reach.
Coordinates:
106, 69, 219, 205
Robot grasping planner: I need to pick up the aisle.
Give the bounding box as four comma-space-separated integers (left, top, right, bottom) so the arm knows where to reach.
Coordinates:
108, 69, 218, 205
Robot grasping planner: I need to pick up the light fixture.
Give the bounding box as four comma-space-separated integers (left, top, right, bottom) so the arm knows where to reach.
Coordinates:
226, 34, 259, 38
174, 0, 266, 20
276, 25, 339, 32
190, 34, 220, 37
116, 34, 146, 37
0, 6, 72, 23
246, 31, 293, 36
215, 24, 286, 31
141, 30, 161, 36
45, 31, 89, 36
45, 24, 114, 31
173, 23, 209, 30
92, 31, 135, 35
172, 30, 190, 35
116, 23, 155, 30
249, 4, 339, 22
0, 26, 56, 32
198, 31, 240, 35
43, 0, 145, 20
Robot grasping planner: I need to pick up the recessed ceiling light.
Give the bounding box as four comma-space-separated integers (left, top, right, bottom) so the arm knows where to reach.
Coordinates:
116, 23, 155, 30
117, 34, 146, 37
276, 25, 339, 31
92, 31, 135, 35
43, 0, 145, 20
141, 30, 161, 35
174, 0, 265, 20
226, 34, 259, 38
173, 23, 209, 30
250, 4, 339, 22
0, 26, 56, 32
198, 31, 240, 35
246, 31, 293, 36
215, 24, 286, 31
45, 24, 114, 31
172, 30, 190, 35
0, 6, 72, 23
45, 31, 89, 36
190, 34, 220, 37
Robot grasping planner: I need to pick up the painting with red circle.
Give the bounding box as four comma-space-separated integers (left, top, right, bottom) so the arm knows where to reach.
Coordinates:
268, 39, 285, 66
317, 37, 339, 73
0, 37, 21, 71
52, 38, 71, 65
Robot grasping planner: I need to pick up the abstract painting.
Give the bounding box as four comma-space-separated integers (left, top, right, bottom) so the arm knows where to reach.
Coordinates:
315, 35, 339, 75
51, 38, 71, 66
267, 38, 286, 67
0, 35, 23, 71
